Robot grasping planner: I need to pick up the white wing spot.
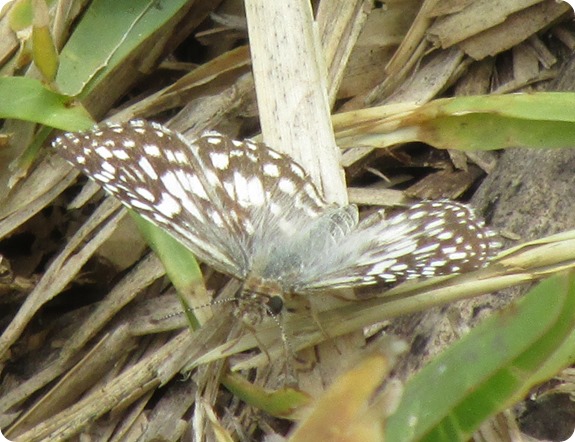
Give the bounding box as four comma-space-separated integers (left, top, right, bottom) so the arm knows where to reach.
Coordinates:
131, 199, 153, 211
223, 180, 235, 198
101, 162, 116, 174
157, 192, 182, 216
133, 168, 144, 182
113, 150, 130, 160
437, 231, 454, 240
389, 242, 418, 256
304, 183, 321, 203
390, 263, 409, 272
425, 219, 445, 230
368, 259, 397, 275
206, 136, 223, 145
95, 146, 113, 159
234, 171, 250, 206
139, 157, 158, 180
247, 176, 265, 206
278, 178, 296, 195
161, 171, 187, 200
409, 210, 427, 220
93, 172, 110, 183
268, 150, 281, 159
269, 202, 281, 215
136, 187, 156, 202
210, 151, 229, 169
290, 163, 305, 178
263, 163, 280, 177
205, 169, 219, 186
244, 141, 258, 151
175, 151, 187, 164
144, 143, 161, 157
380, 274, 398, 282
166, 151, 176, 162
413, 243, 440, 254
100, 171, 115, 181
430, 260, 447, 267
187, 174, 209, 200
210, 209, 224, 226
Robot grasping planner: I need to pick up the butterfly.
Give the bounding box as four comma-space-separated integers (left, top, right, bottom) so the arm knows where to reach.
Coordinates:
53, 120, 500, 322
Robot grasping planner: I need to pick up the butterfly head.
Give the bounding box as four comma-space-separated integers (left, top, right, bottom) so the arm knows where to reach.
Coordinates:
235, 276, 285, 325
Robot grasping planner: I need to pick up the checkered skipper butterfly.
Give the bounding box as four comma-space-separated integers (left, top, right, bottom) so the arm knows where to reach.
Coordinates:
52, 120, 499, 321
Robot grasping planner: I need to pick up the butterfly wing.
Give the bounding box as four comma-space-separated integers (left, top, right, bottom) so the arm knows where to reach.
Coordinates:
54, 120, 254, 277
53, 120, 332, 279
292, 201, 500, 292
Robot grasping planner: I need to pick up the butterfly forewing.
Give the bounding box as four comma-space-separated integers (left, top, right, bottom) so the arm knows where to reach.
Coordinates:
56, 121, 247, 277
191, 132, 331, 259
54, 121, 333, 279
53, 120, 499, 304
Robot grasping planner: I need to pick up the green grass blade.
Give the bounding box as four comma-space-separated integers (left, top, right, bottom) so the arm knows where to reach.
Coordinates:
130, 212, 206, 331
335, 92, 575, 151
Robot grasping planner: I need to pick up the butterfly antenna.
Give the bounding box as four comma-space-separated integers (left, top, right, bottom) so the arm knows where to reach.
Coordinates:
161, 297, 239, 320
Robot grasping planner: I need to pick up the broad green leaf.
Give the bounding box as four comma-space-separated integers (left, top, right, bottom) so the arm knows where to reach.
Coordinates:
386, 271, 575, 442
55, 0, 190, 97
0, 76, 93, 129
